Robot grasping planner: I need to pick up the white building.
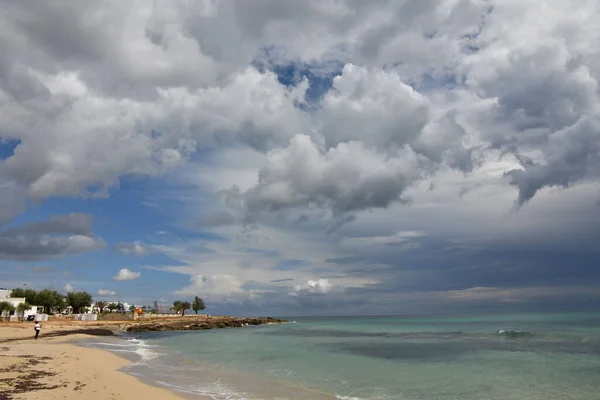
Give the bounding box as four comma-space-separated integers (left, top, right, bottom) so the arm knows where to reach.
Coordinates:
0, 288, 44, 321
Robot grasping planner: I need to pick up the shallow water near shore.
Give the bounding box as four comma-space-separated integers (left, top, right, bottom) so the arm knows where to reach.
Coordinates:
82, 312, 600, 399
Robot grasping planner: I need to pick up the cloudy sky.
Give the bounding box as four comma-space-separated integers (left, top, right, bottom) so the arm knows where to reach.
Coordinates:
1, 0, 599, 316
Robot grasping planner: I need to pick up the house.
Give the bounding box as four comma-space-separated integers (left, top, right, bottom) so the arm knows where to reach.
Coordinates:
0, 288, 11, 299
0, 295, 44, 321
49, 301, 73, 315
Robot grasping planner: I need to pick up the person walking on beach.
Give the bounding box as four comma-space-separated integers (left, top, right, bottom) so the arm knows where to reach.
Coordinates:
34, 321, 40, 339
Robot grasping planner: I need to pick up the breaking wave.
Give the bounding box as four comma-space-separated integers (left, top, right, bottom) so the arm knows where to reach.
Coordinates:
497, 329, 535, 339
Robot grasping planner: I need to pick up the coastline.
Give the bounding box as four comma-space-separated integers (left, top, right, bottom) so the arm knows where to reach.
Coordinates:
1, 320, 336, 400
0, 324, 190, 399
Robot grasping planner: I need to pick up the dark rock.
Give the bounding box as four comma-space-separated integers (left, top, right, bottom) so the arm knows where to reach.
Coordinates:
125, 317, 287, 333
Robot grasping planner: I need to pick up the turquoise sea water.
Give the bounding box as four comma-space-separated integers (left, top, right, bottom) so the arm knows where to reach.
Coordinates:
85, 312, 600, 399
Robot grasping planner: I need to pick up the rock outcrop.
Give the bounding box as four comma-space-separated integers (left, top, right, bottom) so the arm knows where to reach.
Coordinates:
125, 316, 286, 333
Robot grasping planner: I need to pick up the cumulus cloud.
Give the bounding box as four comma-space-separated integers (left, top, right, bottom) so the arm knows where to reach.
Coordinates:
0, 213, 105, 261
2, 0, 597, 211
64, 283, 74, 293
456, 0, 600, 205
320, 64, 429, 150
241, 134, 423, 216
116, 241, 150, 256
175, 274, 263, 303
291, 278, 334, 296
113, 268, 142, 281
97, 289, 117, 297
0, 175, 25, 227
2, 1, 600, 314
6, 213, 94, 236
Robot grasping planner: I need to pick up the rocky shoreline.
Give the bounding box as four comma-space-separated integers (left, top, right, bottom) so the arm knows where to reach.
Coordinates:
0, 316, 287, 344
125, 316, 287, 333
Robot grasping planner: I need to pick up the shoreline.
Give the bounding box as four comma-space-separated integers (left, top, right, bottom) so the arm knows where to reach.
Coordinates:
0, 324, 191, 399
1, 320, 335, 400
83, 330, 339, 400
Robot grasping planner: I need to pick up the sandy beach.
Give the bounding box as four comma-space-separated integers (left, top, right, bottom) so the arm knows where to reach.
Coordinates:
0, 323, 184, 400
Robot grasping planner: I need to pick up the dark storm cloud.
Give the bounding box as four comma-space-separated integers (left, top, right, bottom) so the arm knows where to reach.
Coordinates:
0, 213, 104, 261
2, 213, 94, 236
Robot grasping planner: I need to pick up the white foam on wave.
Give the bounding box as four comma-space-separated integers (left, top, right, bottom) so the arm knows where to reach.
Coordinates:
87, 337, 161, 362
135, 345, 161, 362
156, 379, 261, 400
335, 395, 367, 400
87, 341, 158, 348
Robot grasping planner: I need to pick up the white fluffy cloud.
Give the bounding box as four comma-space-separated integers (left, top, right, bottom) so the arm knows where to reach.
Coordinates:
97, 289, 117, 297
64, 283, 74, 293
113, 268, 142, 281
292, 278, 334, 296
1, 67, 305, 200
242, 134, 423, 215
2, 0, 598, 209
320, 64, 429, 150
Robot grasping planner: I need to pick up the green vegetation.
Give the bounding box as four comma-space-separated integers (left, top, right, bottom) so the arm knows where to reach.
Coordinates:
36, 289, 65, 314
192, 296, 206, 314
16, 302, 32, 320
9, 288, 38, 305
172, 300, 191, 316
0, 301, 16, 318
95, 300, 108, 313
66, 291, 93, 313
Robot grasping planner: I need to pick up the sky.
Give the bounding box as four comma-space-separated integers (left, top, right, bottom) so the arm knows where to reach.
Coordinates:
0, 0, 599, 317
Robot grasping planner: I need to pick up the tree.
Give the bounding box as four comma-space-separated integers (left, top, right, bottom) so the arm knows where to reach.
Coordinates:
192, 296, 205, 314
11, 288, 38, 305
56, 294, 66, 313
173, 301, 191, 316
153, 301, 159, 314
172, 300, 190, 316
181, 301, 191, 316
36, 290, 63, 314
0, 301, 16, 319
107, 302, 119, 313
66, 291, 93, 314
95, 300, 108, 314
129, 305, 136, 313
16, 302, 31, 321
172, 300, 182, 314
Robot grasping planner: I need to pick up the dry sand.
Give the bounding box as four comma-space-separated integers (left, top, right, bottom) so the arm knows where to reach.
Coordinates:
0, 323, 185, 400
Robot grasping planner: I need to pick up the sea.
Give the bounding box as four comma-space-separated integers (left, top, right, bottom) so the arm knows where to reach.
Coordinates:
80, 312, 600, 400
